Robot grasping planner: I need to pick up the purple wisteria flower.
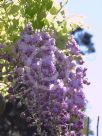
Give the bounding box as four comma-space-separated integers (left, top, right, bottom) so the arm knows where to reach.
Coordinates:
8, 23, 90, 136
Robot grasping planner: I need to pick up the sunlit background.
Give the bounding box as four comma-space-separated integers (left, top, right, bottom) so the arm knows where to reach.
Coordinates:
67, 0, 102, 135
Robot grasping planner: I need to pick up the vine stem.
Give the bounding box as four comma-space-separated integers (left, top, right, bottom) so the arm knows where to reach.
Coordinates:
86, 117, 89, 136
97, 116, 100, 136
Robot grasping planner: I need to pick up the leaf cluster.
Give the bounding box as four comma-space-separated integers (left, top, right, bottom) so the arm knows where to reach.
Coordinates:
0, 0, 80, 49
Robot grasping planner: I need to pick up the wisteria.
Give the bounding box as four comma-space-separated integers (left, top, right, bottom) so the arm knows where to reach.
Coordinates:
6, 23, 90, 136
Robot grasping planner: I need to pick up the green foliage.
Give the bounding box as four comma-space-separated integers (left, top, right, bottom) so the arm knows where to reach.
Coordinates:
0, 0, 53, 44
0, 0, 80, 48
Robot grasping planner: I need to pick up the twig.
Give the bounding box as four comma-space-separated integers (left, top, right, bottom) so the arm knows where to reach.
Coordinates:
97, 116, 100, 136
86, 116, 89, 136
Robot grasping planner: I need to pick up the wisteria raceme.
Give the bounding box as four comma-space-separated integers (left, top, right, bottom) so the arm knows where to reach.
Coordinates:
7, 23, 90, 136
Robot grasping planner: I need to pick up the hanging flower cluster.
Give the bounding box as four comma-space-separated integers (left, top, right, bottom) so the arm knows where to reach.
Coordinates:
8, 23, 90, 136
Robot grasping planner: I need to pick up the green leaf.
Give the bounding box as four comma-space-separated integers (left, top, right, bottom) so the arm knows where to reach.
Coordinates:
46, 1, 53, 10
50, 6, 58, 15
13, 19, 19, 26
8, 5, 19, 15
38, 12, 46, 20
25, 7, 37, 18
56, 31, 67, 50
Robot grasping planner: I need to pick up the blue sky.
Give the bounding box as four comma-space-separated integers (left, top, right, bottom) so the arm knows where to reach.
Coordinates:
67, 0, 102, 135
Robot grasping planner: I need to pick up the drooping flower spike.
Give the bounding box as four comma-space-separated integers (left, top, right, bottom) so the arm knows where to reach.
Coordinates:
8, 23, 90, 136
